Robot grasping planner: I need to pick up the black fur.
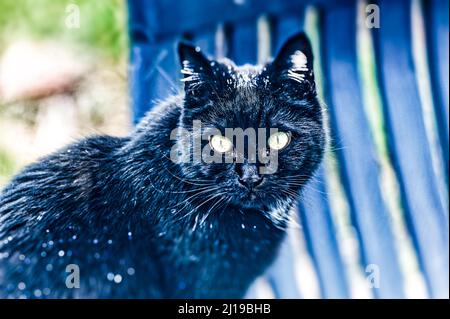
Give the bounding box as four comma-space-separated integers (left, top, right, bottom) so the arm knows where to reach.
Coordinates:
0, 33, 325, 298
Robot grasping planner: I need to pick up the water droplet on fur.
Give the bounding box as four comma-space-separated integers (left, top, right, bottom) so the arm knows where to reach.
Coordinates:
34, 289, 42, 298
0, 252, 9, 259
113, 274, 122, 283
93, 239, 99, 244
107, 273, 114, 281
127, 268, 135, 276
58, 250, 65, 257
46, 264, 53, 271
18, 282, 26, 290
189, 255, 199, 262
241, 224, 246, 229
107, 239, 113, 244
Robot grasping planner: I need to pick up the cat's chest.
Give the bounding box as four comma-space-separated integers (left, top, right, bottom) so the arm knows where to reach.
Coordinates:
155, 207, 286, 297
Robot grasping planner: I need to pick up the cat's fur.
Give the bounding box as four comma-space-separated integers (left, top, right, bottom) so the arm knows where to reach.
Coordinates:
0, 33, 325, 298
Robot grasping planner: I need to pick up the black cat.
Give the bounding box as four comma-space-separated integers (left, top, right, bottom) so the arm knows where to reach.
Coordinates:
0, 33, 326, 298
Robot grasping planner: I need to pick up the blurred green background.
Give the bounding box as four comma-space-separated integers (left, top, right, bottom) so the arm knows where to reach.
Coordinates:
0, 0, 131, 186
0, 0, 127, 60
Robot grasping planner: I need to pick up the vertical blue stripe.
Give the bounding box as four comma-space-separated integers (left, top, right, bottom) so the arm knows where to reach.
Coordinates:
425, 0, 449, 180
228, 20, 258, 65
322, 2, 405, 298
298, 166, 350, 298
374, 0, 449, 298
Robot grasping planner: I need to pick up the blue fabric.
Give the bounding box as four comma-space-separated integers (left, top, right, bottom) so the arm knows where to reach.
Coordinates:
322, 2, 404, 298
374, 0, 449, 298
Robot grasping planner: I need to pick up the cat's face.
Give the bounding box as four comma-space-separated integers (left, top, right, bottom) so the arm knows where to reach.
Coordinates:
176, 33, 326, 222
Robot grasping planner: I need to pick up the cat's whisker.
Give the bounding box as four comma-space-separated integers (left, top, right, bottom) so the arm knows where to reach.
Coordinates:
174, 186, 222, 211
199, 195, 228, 226
169, 185, 220, 194
157, 151, 217, 185
160, 165, 216, 186
278, 187, 300, 198
192, 193, 224, 214
179, 189, 227, 219
291, 182, 329, 197
285, 178, 326, 186
143, 173, 215, 196
189, 192, 227, 232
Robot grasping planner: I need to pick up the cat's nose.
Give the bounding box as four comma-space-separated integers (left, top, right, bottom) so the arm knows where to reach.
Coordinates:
238, 175, 264, 189
236, 163, 264, 189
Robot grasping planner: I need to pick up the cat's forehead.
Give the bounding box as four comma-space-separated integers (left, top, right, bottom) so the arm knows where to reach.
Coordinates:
202, 59, 276, 126
217, 58, 265, 89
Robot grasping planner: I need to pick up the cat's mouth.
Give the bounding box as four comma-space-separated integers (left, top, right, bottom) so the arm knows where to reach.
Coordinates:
237, 190, 264, 208
243, 191, 258, 201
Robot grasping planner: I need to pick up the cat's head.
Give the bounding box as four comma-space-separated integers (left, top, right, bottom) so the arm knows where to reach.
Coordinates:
174, 33, 326, 226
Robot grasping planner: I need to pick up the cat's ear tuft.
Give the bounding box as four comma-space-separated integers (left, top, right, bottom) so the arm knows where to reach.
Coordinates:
273, 32, 313, 71
178, 42, 211, 84
270, 32, 314, 85
178, 41, 217, 103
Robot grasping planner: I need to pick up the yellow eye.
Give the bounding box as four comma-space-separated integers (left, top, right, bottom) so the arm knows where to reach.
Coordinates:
209, 135, 233, 153
268, 132, 291, 151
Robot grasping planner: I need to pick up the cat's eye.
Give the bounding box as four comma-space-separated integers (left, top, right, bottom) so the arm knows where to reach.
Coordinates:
268, 131, 291, 151
209, 135, 233, 153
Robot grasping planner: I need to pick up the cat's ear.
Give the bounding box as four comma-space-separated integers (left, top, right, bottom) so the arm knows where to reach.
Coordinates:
273, 32, 313, 72
263, 33, 315, 97
178, 42, 215, 102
